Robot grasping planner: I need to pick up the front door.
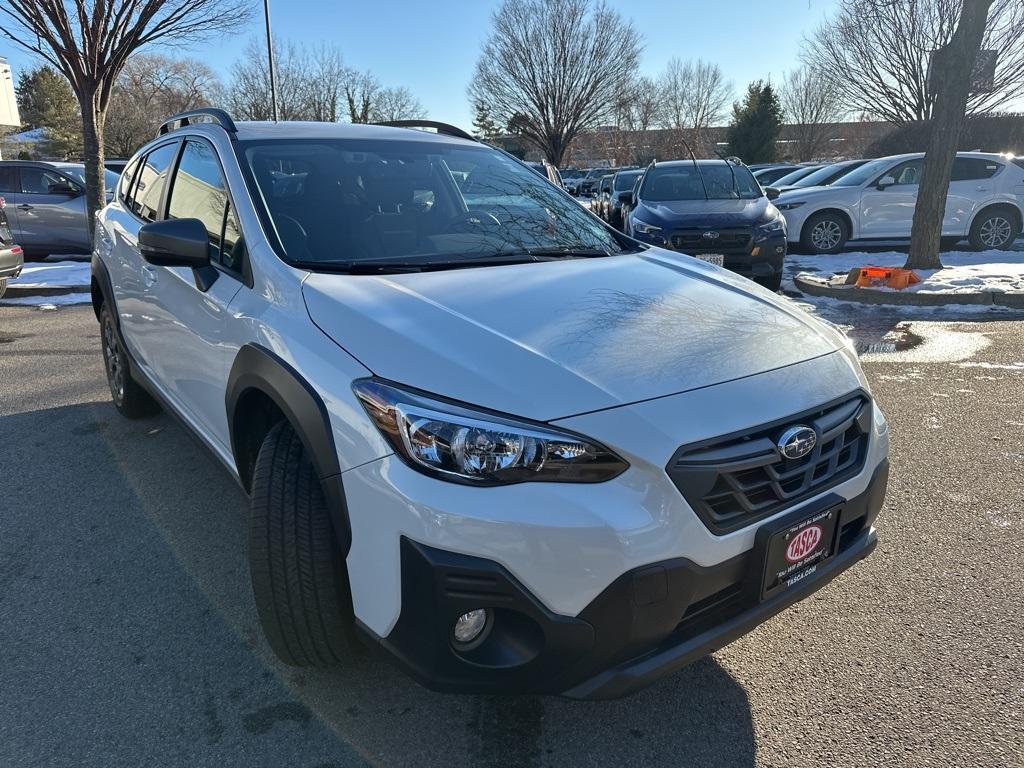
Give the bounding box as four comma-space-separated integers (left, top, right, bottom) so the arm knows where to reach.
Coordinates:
10, 165, 90, 253
858, 159, 920, 239
137, 138, 244, 449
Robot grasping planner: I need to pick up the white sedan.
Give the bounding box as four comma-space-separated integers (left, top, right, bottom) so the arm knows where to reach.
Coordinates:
775, 152, 1024, 254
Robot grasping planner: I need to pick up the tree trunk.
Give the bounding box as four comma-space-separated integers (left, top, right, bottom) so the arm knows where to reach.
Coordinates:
905, 0, 993, 270
79, 89, 107, 245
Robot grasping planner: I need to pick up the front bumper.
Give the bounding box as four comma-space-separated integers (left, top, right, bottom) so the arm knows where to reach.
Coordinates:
0, 244, 23, 279
363, 459, 887, 699
632, 229, 787, 280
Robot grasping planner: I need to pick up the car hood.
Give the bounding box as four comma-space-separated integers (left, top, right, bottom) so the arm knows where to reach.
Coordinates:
303, 251, 844, 421
774, 185, 849, 202
636, 197, 772, 227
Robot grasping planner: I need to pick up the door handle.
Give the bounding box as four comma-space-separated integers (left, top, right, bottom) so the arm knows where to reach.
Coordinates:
17, 204, 32, 211
142, 265, 158, 288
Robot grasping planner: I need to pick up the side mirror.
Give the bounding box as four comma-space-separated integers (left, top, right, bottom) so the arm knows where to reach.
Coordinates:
139, 218, 211, 269
877, 175, 896, 189
617, 191, 633, 204
766, 187, 781, 200
48, 182, 80, 196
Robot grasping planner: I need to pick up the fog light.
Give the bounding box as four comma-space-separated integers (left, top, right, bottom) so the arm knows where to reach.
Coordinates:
775, 245, 785, 254
453, 609, 490, 645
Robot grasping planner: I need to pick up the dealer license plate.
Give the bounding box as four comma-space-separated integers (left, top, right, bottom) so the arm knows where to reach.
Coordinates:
760, 506, 840, 600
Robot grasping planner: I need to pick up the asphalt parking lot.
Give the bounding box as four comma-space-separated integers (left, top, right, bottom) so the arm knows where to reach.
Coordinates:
2, 304, 1023, 768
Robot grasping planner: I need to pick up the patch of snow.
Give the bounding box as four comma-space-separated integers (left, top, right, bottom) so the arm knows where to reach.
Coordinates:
0, 292, 90, 307
9, 260, 90, 289
858, 321, 991, 363
953, 361, 1024, 371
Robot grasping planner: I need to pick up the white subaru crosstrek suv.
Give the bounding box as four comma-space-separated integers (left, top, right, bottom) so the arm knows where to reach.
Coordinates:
776, 152, 1024, 254
91, 110, 890, 699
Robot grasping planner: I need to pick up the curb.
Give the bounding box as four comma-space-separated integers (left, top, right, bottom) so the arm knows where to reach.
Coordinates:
792, 275, 1001, 307
4, 284, 90, 298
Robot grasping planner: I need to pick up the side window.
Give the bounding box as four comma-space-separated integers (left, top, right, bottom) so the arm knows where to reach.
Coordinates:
118, 158, 140, 202
887, 160, 921, 186
167, 139, 246, 272
133, 142, 178, 222
951, 157, 1001, 181
21, 167, 76, 195
0, 167, 17, 193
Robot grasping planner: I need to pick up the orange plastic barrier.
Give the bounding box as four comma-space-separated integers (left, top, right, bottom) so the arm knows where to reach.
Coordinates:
854, 266, 921, 290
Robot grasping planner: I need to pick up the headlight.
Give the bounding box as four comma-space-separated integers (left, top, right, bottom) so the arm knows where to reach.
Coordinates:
759, 216, 786, 233
353, 379, 628, 486
776, 201, 805, 211
632, 218, 662, 235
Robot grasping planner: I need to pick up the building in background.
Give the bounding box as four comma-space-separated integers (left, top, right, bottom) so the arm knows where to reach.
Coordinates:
0, 58, 21, 159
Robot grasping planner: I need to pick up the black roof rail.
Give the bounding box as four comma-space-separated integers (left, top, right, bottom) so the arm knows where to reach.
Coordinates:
159, 108, 237, 138
373, 120, 477, 142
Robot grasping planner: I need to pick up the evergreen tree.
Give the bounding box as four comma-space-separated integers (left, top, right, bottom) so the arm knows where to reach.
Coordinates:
726, 81, 784, 164
471, 98, 501, 141
15, 66, 82, 158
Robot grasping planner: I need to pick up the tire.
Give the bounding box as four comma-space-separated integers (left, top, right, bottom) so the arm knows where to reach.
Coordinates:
0, 278, 6, 299
968, 207, 1020, 251
249, 420, 355, 667
800, 212, 849, 255
756, 271, 783, 292
99, 304, 159, 418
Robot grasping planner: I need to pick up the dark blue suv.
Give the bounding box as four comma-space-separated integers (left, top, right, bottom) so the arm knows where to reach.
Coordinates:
626, 159, 788, 290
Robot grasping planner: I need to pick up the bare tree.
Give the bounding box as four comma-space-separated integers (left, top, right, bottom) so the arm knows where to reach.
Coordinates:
370, 87, 426, 122
106, 54, 219, 158
305, 44, 348, 122
778, 65, 847, 161
805, 0, 1024, 125
615, 76, 661, 133
469, 0, 642, 166
226, 38, 318, 121
907, 0, 995, 269
656, 58, 731, 154
344, 70, 380, 123
0, 0, 250, 236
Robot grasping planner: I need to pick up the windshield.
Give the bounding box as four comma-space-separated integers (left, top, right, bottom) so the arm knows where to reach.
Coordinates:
639, 164, 761, 201
792, 162, 859, 188
60, 165, 120, 191
613, 171, 642, 191
770, 166, 821, 187
241, 139, 630, 269
830, 157, 896, 187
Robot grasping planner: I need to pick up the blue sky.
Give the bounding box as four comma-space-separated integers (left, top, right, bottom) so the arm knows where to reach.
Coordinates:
3, 0, 840, 127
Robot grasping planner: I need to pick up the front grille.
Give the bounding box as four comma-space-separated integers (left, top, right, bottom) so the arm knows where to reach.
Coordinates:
667, 393, 871, 535
669, 228, 752, 254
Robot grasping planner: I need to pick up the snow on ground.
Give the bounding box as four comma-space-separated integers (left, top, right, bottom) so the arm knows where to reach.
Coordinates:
9, 260, 90, 289
787, 248, 1024, 295
0, 292, 90, 307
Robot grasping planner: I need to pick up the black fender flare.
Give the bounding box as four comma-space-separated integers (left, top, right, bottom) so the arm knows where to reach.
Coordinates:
90, 254, 116, 325
226, 343, 351, 555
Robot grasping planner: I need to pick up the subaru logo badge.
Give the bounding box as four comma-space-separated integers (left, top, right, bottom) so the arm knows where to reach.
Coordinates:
778, 426, 817, 460
702, 231, 720, 240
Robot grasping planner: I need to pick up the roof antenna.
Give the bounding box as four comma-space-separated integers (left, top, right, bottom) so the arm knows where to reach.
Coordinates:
263, 0, 279, 121
678, 133, 709, 200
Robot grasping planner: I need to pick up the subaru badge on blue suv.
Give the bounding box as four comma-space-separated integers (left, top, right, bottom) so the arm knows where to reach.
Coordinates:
627, 159, 788, 291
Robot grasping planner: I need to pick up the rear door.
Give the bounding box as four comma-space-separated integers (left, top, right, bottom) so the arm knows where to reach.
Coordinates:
0, 166, 20, 241
138, 137, 244, 448
116, 140, 181, 371
945, 157, 1002, 236
12, 165, 90, 253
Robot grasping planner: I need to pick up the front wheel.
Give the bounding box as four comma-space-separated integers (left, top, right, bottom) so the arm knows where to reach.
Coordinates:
801, 212, 849, 255
969, 208, 1020, 251
249, 421, 356, 667
0, 277, 6, 299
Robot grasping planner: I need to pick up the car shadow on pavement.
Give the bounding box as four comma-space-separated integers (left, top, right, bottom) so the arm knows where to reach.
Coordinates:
3, 401, 757, 768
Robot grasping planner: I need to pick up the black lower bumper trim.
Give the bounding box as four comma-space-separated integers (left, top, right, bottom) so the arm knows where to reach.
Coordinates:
562, 527, 877, 700
367, 458, 888, 698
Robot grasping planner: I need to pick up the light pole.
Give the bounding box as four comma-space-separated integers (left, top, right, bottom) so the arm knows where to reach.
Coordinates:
263, 0, 279, 121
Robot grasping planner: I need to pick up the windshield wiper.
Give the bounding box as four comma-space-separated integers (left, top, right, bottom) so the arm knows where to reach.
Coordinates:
306, 248, 624, 275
